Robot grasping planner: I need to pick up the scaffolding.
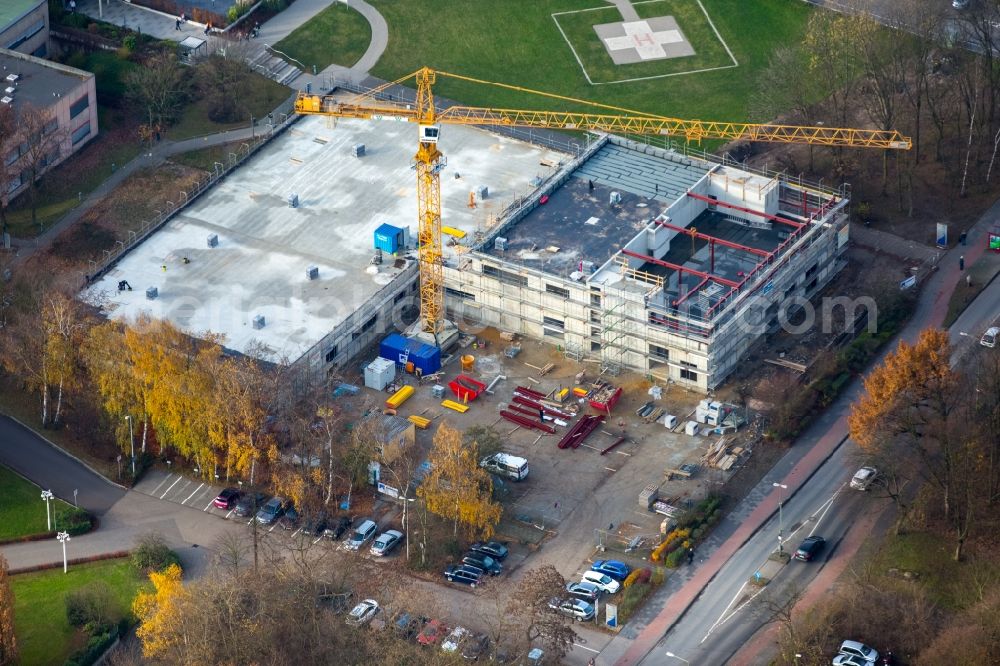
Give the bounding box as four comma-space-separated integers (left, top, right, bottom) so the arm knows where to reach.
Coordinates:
600, 285, 630, 376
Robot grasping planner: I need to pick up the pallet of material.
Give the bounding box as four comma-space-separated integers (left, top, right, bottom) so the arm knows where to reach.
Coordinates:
643, 407, 665, 424
408, 415, 431, 429
717, 454, 738, 471
442, 400, 469, 413
386, 385, 414, 409
500, 410, 555, 433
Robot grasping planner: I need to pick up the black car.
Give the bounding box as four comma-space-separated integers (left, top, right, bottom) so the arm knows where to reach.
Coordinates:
469, 540, 509, 561
794, 535, 826, 561
324, 515, 353, 540
300, 512, 328, 537
392, 611, 426, 641
444, 565, 482, 587
462, 552, 502, 576
234, 492, 268, 518
461, 632, 490, 660
278, 505, 300, 530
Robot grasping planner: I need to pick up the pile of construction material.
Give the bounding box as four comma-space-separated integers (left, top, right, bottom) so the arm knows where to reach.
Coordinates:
695, 399, 747, 432
702, 437, 746, 471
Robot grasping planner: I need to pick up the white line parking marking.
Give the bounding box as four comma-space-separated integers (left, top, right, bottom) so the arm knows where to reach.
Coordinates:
313, 536, 323, 545
574, 643, 599, 654
204, 499, 216, 512
159, 476, 183, 499
226, 508, 236, 519
150, 474, 172, 495
183, 483, 205, 505
269, 523, 279, 533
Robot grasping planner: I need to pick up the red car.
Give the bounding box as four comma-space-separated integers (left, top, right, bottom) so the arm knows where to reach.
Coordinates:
213, 487, 241, 510
416, 618, 448, 646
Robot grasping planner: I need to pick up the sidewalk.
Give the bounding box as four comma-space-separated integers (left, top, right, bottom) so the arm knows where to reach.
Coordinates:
604, 202, 1000, 664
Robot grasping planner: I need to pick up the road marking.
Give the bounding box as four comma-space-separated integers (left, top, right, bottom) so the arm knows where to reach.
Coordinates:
150, 474, 173, 495
313, 536, 323, 545
604, 467, 618, 472
159, 476, 183, 499
269, 523, 279, 533
182, 483, 205, 505
574, 643, 600, 654
581, 444, 601, 452
203, 499, 216, 511
226, 508, 236, 519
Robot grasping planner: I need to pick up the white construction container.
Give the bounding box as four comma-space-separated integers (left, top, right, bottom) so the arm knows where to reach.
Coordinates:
684, 421, 700, 437
662, 414, 678, 429
364, 357, 396, 391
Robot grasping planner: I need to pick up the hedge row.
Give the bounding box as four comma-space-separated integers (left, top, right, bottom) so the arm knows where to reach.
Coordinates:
8, 551, 131, 576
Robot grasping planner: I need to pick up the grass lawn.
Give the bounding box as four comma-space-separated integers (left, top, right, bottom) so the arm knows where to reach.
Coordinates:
0, 465, 81, 542
368, 0, 811, 123
943, 251, 1000, 327
168, 141, 250, 172
273, 2, 372, 71
11, 559, 148, 666
167, 73, 292, 140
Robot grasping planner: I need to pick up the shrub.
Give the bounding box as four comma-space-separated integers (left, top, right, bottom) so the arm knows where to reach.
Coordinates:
622, 569, 642, 589
58, 507, 93, 536
636, 568, 651, 584
664, 547, 687, 569
65, 581, 121, 633
262, 0, 288, 10
651, 566, 665, 585
130, 532, 181, 573
64, 623, 123, 666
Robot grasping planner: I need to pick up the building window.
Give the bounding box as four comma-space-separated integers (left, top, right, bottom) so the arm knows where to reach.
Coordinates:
70, 96, 89, 120
590, 327, 601, 338
31, 44, 47, 58
680, 368, 698, 382
589, 311, 600, 324
361, 314, 377, 332
542, 316, 564, 330
590, 341, 601, 352
445, 287, 476, 300
43, 119, 58, 135
680, 359, 698, 369
590, 293, 601, 307
805, 262, 819, 279
805, 277, 818, 291
393, 291, 407, 303
545, 283, 570, 299
324, 345, 338, 363
543, 328, 564, 340
71, 123, 91, 145
7, 19, 45, 50
649, 344, 669, 362
482, 263, 528, 287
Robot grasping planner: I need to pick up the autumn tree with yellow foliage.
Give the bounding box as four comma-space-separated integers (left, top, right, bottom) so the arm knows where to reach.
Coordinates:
133, 563, 187, 661
417, 422, 501, 540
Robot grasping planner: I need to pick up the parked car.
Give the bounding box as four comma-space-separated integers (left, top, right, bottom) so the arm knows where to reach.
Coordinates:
953, 0, 970, 9
981, 326, 999, 348
581, 570, 621, 594
549, 598, 595, 622
234, 492, 268, 517
566, 581, 601, 602
417, 618, 448, 646
392, 611, 426, 641
301, 512, 328, 537
838, 640, 878, 663
833, 654, 872, 666
324, 515, 353, 540
462, 552, 502, 575
256, 496, 286, 525
794, 535, 826, 562
213, 487, 241, 510
441, 626, 470, 653
469, 540, 509, 560
461, 632, 490, 660
345, 599, 380, 627
591, 559, 631, 581
278, 505, 300, 530
345, 518, 378, 551
850, 466, 878, 491
444, 564, 482, 587
371, 529, 404, 557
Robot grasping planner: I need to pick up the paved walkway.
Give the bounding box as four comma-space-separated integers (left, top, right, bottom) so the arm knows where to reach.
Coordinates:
850, 223, 941, 264
602, 200, 1000, 665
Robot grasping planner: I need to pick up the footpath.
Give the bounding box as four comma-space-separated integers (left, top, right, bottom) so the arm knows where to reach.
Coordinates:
602, 206, 1000, 665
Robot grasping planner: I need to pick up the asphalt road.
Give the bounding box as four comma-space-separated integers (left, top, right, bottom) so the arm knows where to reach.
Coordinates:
641, 275, 1000, 665
0, 415, 125, 515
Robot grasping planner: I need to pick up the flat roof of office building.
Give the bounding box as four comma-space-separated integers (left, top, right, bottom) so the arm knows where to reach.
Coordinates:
0, 48, 91, 111
84, 115, 567, 361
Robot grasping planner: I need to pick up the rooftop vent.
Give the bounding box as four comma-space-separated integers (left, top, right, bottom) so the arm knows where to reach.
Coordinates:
352, 143, 365, 157
4, 87, 13, 94
5, 74, 18, 83
207, 233, 218, 248
145, 287, 158, 300
494, 237, 507, 251
306, 265, 319, 280
252, 314, 266, 330
0, 97, 11, 105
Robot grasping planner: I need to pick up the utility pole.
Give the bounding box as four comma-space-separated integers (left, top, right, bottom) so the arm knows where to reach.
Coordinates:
773, 482, 788, 554
41, 489, 53, 531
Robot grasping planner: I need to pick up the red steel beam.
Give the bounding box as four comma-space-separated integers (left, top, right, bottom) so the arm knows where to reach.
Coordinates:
673, 275, 710, 307
621, 249, 741, 288
686, 192, 804, 229
654, 219, 771, 257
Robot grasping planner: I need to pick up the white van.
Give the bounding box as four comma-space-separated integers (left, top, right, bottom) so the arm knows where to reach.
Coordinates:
346, 518, 378, 551
981, 326, 999, 348
480, 453, 529, 481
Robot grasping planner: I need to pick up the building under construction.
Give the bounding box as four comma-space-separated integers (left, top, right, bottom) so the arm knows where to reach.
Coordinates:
443, 135, 849, 391
86, 115, 848, 392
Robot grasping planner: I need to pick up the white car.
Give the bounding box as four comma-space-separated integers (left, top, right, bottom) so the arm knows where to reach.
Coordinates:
441, 626, 469, 652
370, 529, 403, 557
833, 654, 872, 666
582, 569, 621, 594
850, 467, 878, 491
838, 639, 879, 663
981, 326, 999, 348
345, 599, 380, 627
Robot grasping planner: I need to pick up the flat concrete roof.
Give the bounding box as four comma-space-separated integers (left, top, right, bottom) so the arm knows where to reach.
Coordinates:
485, 142, 711, 278
0, 48, 90, 111
85, 115, 566, 361
0, 0, 43, 32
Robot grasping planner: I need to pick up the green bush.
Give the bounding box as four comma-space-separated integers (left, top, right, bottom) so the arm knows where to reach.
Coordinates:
664, 547, 687, 569
130, 532, 181, 573
651, 566, 665, 585
65, 581, 121, 633
64, 623, 123, 666
262, 0, 288, 10
57, 507, 93, 536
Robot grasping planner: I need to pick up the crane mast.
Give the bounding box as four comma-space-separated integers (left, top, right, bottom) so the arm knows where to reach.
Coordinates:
295, 67, 911, 340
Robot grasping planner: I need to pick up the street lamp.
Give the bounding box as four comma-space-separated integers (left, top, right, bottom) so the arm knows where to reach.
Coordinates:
124, 415, 135, 478
41, 489, 54, 531
665, 651, 691, 664
773, 482, 788, 554
57, 531, 70, 573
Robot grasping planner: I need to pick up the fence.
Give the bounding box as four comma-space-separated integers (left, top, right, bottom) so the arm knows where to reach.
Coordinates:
84, 93, 300, 285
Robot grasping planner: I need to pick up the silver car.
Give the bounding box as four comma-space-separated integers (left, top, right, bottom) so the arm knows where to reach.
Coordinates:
370, 529, 403, 557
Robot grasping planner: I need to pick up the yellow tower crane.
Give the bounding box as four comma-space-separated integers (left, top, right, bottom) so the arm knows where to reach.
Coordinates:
295, 67, 911, 342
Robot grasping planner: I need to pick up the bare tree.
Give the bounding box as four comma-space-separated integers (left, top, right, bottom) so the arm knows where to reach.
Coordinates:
15, 103, 68, 231
0, 104, 15, 236
126, 53, 188, 130
506, 565, 577, 663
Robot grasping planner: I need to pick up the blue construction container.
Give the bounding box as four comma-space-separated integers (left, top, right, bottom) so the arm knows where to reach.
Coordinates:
374, 223, 404, 254
380, 333, 442, 375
